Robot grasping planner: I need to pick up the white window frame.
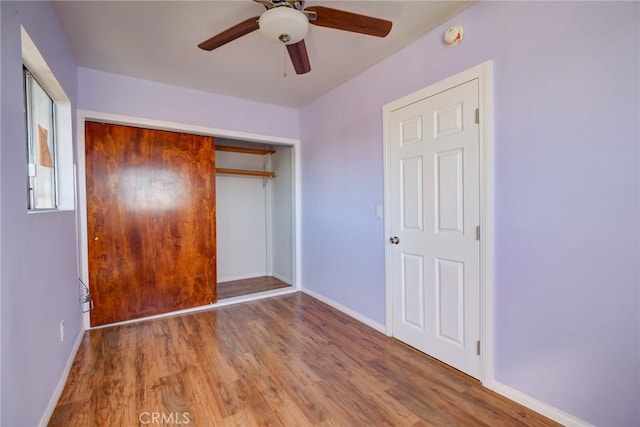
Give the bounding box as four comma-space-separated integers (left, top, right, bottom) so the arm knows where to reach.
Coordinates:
25, 67, 59, 210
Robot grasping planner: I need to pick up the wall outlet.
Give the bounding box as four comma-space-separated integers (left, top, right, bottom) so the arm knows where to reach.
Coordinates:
59, 320, 65, 342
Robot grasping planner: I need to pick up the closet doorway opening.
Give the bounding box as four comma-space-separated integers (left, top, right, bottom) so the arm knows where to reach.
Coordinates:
215, 138, 295, 300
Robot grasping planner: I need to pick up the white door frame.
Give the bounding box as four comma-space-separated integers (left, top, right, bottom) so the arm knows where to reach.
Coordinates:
382, 61, 495, 384
75, 110, 302, 330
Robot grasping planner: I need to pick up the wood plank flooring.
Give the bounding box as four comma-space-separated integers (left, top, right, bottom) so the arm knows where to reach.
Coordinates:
217, 276, 290, 300
49, 293, 559, 427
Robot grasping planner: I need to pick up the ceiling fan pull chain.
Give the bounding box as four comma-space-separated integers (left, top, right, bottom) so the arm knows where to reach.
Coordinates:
282, 46, 288, 78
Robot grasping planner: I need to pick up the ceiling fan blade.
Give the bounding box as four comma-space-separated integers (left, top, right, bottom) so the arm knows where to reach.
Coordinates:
198, 16, 260, 51
304, 6, 392, 38
286, 40, 311, 75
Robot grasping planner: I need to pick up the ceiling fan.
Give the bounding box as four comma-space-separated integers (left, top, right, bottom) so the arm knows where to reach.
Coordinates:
198, 0, 393, 75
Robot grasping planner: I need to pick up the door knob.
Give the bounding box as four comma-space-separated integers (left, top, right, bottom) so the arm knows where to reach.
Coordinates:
389, 236, 400, 244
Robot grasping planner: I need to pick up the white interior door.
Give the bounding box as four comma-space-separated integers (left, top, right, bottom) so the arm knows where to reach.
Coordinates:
389, 79, 480, 378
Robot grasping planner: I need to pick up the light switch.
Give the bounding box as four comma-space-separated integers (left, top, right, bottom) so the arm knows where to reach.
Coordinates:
375, 205, 384, 219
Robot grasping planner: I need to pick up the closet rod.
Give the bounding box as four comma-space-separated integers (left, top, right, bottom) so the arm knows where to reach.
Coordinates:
216, 168, 276, 178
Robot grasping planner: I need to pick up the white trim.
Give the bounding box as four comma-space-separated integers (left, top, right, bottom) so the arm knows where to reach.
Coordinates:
301, 288, 386, 333
382, 61, 495, 385
89, 287, 298, 330
76, 110, 302, 328
488, 381, 594, 427
477, 61, 496, 385
39, 330, 84, 426
265, 154, 274, 278
77, 110, 299, 146
76, 113, 90, 323
292, 136, 302, 291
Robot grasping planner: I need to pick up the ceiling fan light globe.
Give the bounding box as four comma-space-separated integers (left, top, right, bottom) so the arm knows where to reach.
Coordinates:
258, 7, 309, 45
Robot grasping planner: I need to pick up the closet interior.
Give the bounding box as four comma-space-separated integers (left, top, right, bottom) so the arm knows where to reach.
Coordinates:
215, 138, 294, 299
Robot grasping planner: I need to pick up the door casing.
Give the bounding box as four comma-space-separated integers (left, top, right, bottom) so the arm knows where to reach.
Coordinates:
383, 61, 495, 384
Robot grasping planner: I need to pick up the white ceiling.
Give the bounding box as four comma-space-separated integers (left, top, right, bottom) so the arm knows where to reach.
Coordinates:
52, 1, 474, 108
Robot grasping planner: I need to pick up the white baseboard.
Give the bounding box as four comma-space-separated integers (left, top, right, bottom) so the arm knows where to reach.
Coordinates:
39, 330, 85, 426
301, 288, 386, 333
488, 381, 593, 427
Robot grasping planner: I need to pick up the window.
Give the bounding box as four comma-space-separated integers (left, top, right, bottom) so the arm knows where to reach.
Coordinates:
22, 26, 74, 212
25, 68, 57, 209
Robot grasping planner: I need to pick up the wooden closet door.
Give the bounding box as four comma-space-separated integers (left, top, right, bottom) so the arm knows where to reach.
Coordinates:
85, 122, 216, 326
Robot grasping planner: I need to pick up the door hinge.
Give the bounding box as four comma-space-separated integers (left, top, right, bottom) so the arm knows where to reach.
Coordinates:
476, 225, 480, 241
476, 340, 481, 355
475, 108, 480, 124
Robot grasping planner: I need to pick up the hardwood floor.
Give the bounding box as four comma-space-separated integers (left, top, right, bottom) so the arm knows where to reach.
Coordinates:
217, 276, 290, 300
49, 293, 559, 426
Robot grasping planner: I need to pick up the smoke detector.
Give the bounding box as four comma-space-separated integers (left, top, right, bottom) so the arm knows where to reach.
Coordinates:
444, 24, 464, 46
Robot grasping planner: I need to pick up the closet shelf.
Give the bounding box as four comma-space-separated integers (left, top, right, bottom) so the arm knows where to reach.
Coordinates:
216, 168, 276, 178
215, 145, 276, 155
215, 144, 276, 178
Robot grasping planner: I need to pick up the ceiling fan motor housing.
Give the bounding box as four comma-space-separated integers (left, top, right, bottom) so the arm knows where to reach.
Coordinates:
259, 6, 309, 45
258, 0, 305, 11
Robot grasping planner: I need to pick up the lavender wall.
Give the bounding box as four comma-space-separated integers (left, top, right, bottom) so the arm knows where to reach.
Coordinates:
300, 2, 639, 425
1, 1, 81, 426
78, 68, 300, 140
